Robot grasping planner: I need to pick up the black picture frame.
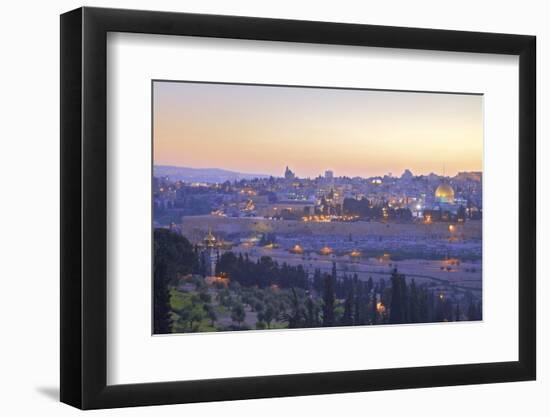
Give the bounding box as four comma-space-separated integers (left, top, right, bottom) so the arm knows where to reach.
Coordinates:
60, 6, 536, 410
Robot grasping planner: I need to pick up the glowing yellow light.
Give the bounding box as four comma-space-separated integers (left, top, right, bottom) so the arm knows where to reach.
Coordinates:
290, 244, 304, 254
319, 246, 333, 255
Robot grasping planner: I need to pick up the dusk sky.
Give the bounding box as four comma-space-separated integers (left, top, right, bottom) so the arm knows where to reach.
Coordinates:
153, 81, 483, 178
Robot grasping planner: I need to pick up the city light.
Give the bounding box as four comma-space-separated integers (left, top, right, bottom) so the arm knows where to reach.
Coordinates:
319, 246, 333, 256
290, 244, 304, 254
376, 302, 386, 314
152, 80, 484, 335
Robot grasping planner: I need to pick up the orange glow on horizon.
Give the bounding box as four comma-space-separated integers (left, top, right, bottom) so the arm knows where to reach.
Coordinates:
154, 81, 483, 178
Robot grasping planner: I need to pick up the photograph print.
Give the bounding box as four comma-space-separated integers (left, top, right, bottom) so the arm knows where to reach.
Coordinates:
152, 81, 483, 335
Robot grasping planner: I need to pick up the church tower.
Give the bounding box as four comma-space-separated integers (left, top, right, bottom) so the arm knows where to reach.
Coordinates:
284, 166, 295, 180
202, 228, 219, 276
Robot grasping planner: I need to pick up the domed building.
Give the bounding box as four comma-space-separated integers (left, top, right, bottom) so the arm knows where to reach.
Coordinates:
426, 181, 459, 221
203, 228, 217, 248
435, 183, 455, 204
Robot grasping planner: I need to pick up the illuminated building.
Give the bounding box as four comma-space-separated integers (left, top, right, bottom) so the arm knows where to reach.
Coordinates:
202, 229, 219, 277
427, 182, 463, 220
290, 244, 304, 254
435, 182, 455, 204
319, 246, 333, 256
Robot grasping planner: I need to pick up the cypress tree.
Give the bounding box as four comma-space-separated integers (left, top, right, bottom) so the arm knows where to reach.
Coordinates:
322, 272, 335, 327
370, 292, 378, 325
409, 279, 419, 323
341, 286, 354, 326
153, 228, 197, 334
389, 269, 403, 324
353, 275, 362, 325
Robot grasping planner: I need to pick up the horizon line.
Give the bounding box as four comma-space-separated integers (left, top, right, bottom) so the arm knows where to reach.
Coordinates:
153, 164, 481, 179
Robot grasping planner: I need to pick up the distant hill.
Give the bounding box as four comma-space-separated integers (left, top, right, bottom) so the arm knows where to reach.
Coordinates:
154, 165, 270, 183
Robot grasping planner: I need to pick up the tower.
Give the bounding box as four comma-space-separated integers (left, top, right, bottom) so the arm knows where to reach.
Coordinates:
284, 166, 295, 180
202, 228, 219, 276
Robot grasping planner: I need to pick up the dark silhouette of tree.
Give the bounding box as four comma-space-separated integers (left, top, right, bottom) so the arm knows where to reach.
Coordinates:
341, 284, 355, 326
231, 303, 246, 328
313, 268, 323, 293
467, 300, 482, 321
322, 269, 336, 326
216, 252, 309, 290
353, 275, 367, 325
153, 228, 197, 334
409, 279, 420, 323
343, 197, 413, 221
366, 276, 374, 294
205, 303, 217, 326
477, 302, 483, 320
258, 303, 275, 329
305, 296, 320, 328
417, 288, 429, 323
284, 288, 305, 328
370, 292, 378, 324
389, 269, 406, 324
379, 278, 386, 294
434, 294, 455, 322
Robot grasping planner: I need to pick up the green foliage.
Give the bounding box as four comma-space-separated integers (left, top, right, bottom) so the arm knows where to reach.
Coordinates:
322, 264, 336, 326
170, 289, 218, 333
231, 303, 246, 327
258, 302, 276, 328
153, 229, 197, 334
164, 249, 478, 334
216, 252, 308, 289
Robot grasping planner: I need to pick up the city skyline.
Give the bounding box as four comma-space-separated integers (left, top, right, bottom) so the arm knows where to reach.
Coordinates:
153, 81, 483, 178
153, 163, 479, 182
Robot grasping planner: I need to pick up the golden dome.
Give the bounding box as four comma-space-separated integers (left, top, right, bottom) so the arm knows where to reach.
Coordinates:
435, 183, 455, 203
203, 228, 217, 247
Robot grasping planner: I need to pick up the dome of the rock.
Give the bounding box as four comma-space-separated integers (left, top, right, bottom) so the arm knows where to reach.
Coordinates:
435, 183, 455, 204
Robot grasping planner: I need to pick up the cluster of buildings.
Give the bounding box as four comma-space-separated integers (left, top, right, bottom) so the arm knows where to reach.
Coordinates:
154, 166, 482, 226
155, 167, 483, 297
